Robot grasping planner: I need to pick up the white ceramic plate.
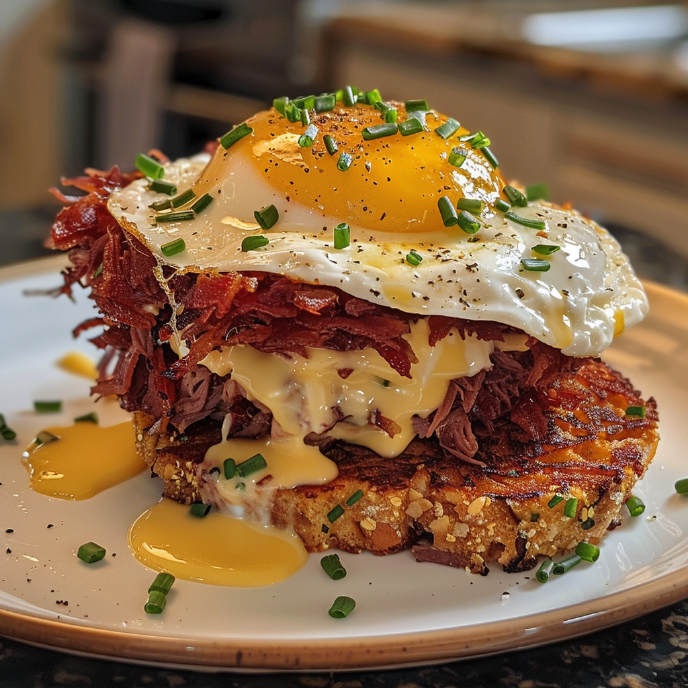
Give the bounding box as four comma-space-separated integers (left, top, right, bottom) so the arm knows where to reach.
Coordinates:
1, 256, 688, 672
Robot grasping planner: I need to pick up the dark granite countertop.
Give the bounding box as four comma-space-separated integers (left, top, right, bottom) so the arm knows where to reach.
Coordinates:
1, 212, 688, 687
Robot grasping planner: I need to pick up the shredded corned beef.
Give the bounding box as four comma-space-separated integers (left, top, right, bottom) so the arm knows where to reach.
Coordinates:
50, 166, 585, 462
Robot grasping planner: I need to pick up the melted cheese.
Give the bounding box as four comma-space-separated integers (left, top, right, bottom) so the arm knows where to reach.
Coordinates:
56, 351, 98, 379
128, 498, 307, 586
22, 422, 145, 500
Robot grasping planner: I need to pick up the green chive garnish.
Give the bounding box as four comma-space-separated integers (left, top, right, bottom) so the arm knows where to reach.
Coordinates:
144, 590, 167, 614
494, 199, 510, 213
457, 210, 481, 235
434, 118, 460, 139
384, 108, 398, 123
150, 179, 177, 196
0, 414, 17, 441
77, 542, 106, 564
342, 86, 356, 107
482, 147, 499, 169
157, 210, 195, 224
273, 96, 288, 116
564, 498, 578, 519
35, 430, 59, 446
170, 188, 196, 208
676, 478, 688, 494
503, 185, 528, 207
536, 559, 555, 583
365, 89, 382, 107
298, 124, 319, 148
190, 503, 211, 517
548, 495, 564, 508
552, 554, 582, 575
219, 122, 253, 149
457, 198, 483, 214
438, 196, 458, 227
93, 263, 103, 278
293, 95, 315, 110
191, 193, 213, 215
135, 153, 165, 180
285, 102, 301, 123
346, 489, 364, 507
149, 198, 172, 212
74, 412, 98, 424
254, 204, 279, 229
337, 152, 353, 171
362, 123, 398, 140
148, 573, 175, 595
327, 505, 344, 523
405, 99, 429, 112
526, 183, 549, 201
328, 595, 355, 618
223, 458, 236, 479
532, 244, 560, 255
626, 495, 645, 517
241, 235, 269, 252
448, 147, 467, 167
323, 134, 338, 155
300, 108, 310, 126
236, 453, 267, 477
356, 91, 368, 104
575, 541, 600, 562
406, 250, 422, 266
314, 93, 336, 112
321, 524, 329, 534
398, 118, 423, 136
625, 405, 646, 418
321, 554, 347, 580
505, 211, 546, 230
334, 223, 350, 249
160, 238, 186, 257
530, 512, 540, 522
462, 131, 490, 149
521, 259, 551, 272
34, 400, 62, 413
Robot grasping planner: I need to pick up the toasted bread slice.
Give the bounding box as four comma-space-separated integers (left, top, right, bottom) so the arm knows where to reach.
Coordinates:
133, 358, 658, 573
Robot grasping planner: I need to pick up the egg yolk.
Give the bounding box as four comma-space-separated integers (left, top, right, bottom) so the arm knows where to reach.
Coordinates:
195, 103, 504, 235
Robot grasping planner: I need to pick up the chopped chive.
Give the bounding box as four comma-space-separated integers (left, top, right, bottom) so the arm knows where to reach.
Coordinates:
626, 495, 645, 517
448, 147, 467, 167
148, 573, 175, 595
457, 210, 481, 235
503, 185, 528, 207
328, 595, 355, 618
526, 183, 549, 201
530, 512, 540, 522
575, 541, 600, 562
482, 147, 499, 169
676, 478, 688, 494
457, 198, 483, 214
144, 590, 167, 614
564, 498, 578, 519
160, 238, 186, 257
223, 458, 236, 479
548, 495, 564, 508
135, 153, 165, 180
170, 189, 197, 208
581, 518, 596, 530
314, 93, 336, 112
405, 250, 423, 266
434, 118, 460, 139
495, 199, 510, 213
321, 524, 329, 534
236, 453, 267, 478
384, 108, 398, 123
438, 196, 458, 227
93, 263, 103, 278
35, 430, 59, 446
536, 558, 555, 583
219, 122, 253, 149
398, 118, 423, 136
323, 134, 338, 155
356, 91, 368, 104
532, 244, 560, 255
365, 89, 382, 106
298, 124, 319, 148
74, 412, 98, 424
77, 542, 106, 564
293, 95, 315, 110
362, 123, 398, 140
521, 259, 551, 272
0, 414, 17, 441
254, 204, 279, 230
346, 489, 364, 507
405, 99, 429, 112
157, 210, 195, 224
342, 85, 356, 107
273, 96, 289, 116
333, 222, 350, 249
300, 108, 310, 126
150, 179, 177, 196
285, 102, 302, 123
149, 198, 172, 212
189, 503, 211, 517
552, 554, 582, 575
464, 131, 491, 149
327, 504, 345, 523
625, 405, 646, 418
321, 553, 347, 580
34, 400, 62, 413
505, 211, 546, 230
241, 235, 269, 252
191, 193, 213, 215
337, 152, 353, 171
377, 377, 391, 388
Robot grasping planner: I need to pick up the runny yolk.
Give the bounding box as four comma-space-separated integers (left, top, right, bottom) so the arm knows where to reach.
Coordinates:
22, 421, 145, 500
128, 498, 307, 587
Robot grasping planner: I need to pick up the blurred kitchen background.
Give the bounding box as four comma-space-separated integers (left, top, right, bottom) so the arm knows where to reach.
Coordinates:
0, 0, 687, 288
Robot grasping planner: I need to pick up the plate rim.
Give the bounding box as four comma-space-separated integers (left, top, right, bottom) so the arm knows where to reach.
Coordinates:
1, 258, 687, 671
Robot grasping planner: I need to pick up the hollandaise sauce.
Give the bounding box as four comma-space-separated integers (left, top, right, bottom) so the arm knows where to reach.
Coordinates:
22, 421, 145, 500
128, 498, 307, 586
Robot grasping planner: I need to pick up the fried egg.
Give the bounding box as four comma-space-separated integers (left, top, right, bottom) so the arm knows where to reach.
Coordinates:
108, 100, 647, 357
